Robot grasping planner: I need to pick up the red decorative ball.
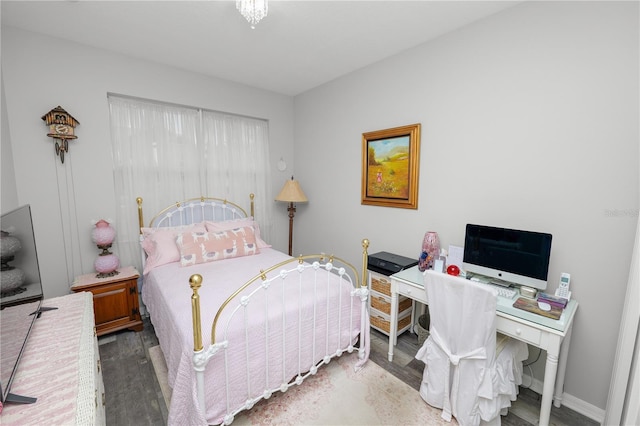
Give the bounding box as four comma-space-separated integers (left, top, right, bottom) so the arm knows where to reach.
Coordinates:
446, 265, 460, 276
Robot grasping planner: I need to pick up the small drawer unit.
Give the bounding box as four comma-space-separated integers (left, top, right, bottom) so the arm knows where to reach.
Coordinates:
367, 252, 418, 338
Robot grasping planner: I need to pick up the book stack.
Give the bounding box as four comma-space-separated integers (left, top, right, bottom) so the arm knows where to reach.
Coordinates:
537, 292, 569, 309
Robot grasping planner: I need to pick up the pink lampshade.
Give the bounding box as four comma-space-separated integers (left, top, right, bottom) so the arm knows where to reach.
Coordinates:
92, 219, 116, 246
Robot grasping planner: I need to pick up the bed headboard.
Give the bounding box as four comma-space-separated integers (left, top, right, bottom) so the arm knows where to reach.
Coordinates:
136, 195, 255, 231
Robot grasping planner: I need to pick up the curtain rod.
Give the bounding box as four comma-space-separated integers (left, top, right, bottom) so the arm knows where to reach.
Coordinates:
106, 92, 268, 123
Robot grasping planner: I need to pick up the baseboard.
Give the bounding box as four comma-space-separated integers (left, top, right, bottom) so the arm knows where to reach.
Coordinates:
521, 373, 605, 425
562, 393, 605, 425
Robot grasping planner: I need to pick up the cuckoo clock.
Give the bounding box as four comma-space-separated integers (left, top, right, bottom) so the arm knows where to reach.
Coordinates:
41, 106, 79, 164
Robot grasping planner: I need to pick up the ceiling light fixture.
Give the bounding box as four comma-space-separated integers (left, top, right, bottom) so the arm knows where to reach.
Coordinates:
236, 0, 268, 29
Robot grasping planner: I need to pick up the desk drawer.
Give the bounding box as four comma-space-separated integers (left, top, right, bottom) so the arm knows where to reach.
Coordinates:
395, 280, 428, 304
370, 290, 412, 316
496, 316, 542, 346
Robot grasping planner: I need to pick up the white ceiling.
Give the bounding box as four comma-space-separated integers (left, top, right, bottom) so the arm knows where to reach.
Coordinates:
1, 1, 521, 96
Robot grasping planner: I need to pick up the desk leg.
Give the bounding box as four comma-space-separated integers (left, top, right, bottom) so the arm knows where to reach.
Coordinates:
553, 324, 573, 408
388, 291, 399, 362
539, 351, 559, 426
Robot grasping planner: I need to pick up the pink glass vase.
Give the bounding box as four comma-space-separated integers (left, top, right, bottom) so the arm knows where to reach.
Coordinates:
420, 231, 440, 271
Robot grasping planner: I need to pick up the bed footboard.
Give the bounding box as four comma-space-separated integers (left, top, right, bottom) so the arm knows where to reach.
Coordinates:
190, 239, 370, 425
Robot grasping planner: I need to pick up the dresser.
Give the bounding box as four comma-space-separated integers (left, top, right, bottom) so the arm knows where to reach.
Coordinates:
0, 292, 105, 425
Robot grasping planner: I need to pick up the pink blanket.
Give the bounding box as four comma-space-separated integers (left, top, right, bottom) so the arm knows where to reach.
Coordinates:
142, 248, 365, 425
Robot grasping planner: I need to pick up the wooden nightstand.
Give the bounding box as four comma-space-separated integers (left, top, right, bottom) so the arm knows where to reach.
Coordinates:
71, 266, 143, 336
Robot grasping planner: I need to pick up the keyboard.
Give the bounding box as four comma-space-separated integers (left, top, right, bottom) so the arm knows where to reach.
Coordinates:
482, 282, 518, 299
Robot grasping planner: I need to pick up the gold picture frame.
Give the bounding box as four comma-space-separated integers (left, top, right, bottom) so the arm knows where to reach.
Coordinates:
361, 123, 421, 209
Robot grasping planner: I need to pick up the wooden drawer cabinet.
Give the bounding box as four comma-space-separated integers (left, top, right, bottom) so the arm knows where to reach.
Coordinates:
71, 266, 143, 337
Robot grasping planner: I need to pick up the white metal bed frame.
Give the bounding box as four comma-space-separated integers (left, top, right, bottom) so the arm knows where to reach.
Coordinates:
136, 195, 370, 425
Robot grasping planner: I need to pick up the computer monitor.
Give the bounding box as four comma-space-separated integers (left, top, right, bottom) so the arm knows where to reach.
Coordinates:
462, 223, 552, 291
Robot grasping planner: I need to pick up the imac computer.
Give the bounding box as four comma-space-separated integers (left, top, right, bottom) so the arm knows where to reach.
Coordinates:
462, 223, 552, 291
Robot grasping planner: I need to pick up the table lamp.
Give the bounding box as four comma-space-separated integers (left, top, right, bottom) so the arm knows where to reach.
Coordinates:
91, 219, 120, 278
275, 176, 308, 256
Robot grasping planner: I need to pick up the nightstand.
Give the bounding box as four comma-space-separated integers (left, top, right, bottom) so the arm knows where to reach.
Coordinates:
71, 266, 143, 336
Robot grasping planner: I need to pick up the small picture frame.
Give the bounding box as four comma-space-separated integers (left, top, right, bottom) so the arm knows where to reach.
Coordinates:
361, 123, 421, 209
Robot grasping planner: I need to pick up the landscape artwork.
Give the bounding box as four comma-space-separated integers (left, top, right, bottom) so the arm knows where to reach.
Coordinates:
361, 123, 421, 209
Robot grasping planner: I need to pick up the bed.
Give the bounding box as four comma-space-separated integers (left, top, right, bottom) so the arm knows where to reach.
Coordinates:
136, 195, 370, 425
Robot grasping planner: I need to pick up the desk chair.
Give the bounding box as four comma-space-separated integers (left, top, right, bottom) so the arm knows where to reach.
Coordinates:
415, 271, 528, 426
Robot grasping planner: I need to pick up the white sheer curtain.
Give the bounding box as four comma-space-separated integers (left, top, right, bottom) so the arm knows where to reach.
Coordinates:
108, 94, 272, 273
201, 111, 271, 228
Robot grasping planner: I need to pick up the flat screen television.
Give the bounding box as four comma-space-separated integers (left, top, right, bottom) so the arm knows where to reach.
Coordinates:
462, 223, 552, 291
0, 205, 45, 404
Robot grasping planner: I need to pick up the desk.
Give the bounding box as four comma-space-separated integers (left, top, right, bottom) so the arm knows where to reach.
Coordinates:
389, 266, 578, 426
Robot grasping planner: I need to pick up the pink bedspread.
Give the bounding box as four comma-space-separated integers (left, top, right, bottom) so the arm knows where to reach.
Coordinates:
142, 248, 364, 425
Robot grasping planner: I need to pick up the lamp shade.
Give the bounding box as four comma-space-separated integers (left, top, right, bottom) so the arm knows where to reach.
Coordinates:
275, 178, 308, 203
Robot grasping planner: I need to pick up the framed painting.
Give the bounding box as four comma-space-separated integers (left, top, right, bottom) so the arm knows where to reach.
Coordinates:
361, 123, 421, 209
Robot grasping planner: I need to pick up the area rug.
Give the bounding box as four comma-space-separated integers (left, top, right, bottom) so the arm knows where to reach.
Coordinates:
148, 345, 457, 425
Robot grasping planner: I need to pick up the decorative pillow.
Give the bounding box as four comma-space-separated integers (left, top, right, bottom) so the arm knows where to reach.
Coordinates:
177, 226, 259, 266
141, 224, 206, 274
205, 217, 271, 248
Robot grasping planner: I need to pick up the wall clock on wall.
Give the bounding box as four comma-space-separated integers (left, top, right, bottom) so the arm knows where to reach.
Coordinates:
41, 106, 79, 164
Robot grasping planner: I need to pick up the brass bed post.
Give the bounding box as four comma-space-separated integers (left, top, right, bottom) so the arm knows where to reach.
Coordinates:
136, 197, 144, 233
250, 193, 255, 218
361, 239, 370, 288
190, 274, 204, 352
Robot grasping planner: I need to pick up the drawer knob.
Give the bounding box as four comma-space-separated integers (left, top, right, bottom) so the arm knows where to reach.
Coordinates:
516, 328, 522, 335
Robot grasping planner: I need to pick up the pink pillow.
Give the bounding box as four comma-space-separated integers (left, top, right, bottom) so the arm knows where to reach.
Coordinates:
141, 224, 205, 274
176, 226, 259, 266
205, 218, 271, 248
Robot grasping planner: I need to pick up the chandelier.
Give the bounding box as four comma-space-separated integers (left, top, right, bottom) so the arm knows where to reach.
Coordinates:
236, 0, 268, 29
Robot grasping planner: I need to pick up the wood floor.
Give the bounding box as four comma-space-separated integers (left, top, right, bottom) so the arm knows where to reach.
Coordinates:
99, 316, 598, 426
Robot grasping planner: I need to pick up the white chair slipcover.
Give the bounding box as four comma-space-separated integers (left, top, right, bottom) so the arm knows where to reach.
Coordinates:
415, 271, 528, 426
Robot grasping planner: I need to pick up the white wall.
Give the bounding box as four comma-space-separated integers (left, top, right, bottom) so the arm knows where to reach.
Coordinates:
294, 0, 638, 417
1, 27, 296, 299
1, 76, 19, 212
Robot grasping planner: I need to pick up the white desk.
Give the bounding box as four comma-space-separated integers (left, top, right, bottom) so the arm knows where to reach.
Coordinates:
389, 266, 578, 426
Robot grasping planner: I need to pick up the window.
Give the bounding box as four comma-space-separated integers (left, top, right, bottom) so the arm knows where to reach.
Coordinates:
108, 94, 272, 271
